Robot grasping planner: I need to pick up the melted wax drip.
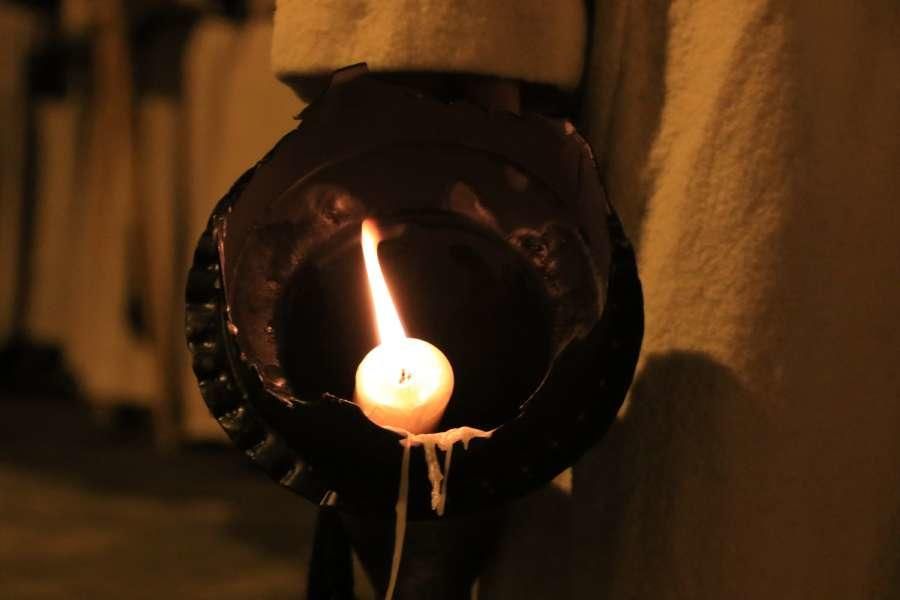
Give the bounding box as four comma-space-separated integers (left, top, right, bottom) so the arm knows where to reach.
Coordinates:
383, 426, 493, 600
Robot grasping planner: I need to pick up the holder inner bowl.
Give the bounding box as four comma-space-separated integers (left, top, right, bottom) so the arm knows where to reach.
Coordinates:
189, 74, 640, 517
277, 213, 554, 431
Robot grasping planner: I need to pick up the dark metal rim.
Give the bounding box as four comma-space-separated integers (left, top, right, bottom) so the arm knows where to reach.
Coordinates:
184, 71, 644, 515
185, 162, 642, 514
185, 143, 330, 503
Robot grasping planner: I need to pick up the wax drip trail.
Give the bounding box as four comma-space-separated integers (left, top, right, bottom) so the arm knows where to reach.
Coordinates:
384, 437, 410, 600
439, 443, 453, 515
383, 427, 492, 600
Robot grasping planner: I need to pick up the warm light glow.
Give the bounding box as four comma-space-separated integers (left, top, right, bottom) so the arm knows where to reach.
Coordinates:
361, 219, 406, 344
355, 220, 462, 599
355, 219, 454, 434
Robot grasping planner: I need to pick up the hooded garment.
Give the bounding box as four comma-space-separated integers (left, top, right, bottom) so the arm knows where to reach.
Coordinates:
19, 2, 300, 435
272, 1, 900, 598
63, 0, 158, 406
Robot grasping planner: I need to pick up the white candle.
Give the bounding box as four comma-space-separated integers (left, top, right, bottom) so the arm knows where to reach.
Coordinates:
354, 219, 455, 434
355, 337, 454, 433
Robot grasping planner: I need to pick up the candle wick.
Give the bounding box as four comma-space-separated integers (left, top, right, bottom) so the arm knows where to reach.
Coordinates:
398, 367, 413, 385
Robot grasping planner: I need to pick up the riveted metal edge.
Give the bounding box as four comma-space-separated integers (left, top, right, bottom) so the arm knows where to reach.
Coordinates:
185, 151, 328, 504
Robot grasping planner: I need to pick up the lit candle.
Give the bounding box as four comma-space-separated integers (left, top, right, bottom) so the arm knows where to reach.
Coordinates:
354, 219, 454, 434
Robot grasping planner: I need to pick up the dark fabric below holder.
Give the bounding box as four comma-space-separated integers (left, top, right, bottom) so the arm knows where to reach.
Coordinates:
307, 507, 355, 600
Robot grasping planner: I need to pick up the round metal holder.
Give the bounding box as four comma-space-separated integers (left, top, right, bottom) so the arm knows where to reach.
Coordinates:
185, 65, 643, 520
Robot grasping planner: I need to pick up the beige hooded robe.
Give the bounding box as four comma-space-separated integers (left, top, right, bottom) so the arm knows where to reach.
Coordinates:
272, 1, 900, 598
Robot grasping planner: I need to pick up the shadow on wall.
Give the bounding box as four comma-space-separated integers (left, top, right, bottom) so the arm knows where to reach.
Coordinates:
479, 470, 576, 598
478, 351, 763, 599
570, 350, 900, 599
572, 351, 768, 599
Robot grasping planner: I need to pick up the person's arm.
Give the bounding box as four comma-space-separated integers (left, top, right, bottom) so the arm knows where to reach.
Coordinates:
271, 0, 587, 113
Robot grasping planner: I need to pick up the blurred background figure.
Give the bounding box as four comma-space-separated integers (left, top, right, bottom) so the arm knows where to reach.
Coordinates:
1, 0, 299, 440
0, 1, 327, 598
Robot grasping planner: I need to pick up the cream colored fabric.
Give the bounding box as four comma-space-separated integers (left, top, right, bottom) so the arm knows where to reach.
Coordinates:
181, 17, 302, 440
135, 95, 181, 443
273, 1, 900, 598
67, 0, 157, 406
574, 3, 900, 598
183, 18, 238, 242
209, 18, 301, 205
272, 0, 587, 90
26, 100, 80, 345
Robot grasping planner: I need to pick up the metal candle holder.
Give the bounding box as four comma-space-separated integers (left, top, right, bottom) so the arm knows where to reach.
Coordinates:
186, 64, 643, 595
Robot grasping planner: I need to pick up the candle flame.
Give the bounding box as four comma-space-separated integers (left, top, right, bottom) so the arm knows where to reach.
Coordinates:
361, 219, 407, 344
